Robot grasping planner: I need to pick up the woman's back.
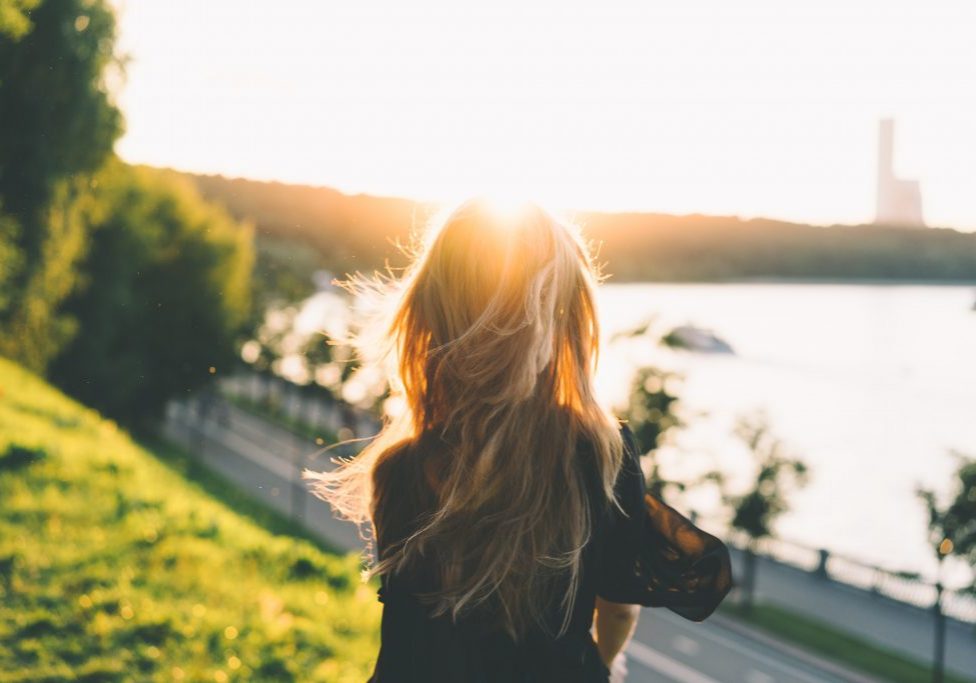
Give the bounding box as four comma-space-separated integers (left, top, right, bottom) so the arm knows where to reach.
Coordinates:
367, 425, 731, 682
304, 198, 731, 682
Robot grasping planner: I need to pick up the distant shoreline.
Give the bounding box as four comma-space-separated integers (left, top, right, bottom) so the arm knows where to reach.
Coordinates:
184, 172, 976, 285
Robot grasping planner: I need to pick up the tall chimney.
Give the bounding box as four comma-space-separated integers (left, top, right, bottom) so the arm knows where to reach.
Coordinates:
876, 118, 894, 221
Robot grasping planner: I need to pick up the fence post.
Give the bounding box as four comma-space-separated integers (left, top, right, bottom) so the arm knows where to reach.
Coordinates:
933, 582, 945, 683
309, 394, 320, 433
193, 394, 209, 457
290, 432, 306, 524
815, 549, 830, 579
741, 546, 757, 613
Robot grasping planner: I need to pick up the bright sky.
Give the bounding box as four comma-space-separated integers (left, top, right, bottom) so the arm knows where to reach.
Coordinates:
114, 0, 976, 230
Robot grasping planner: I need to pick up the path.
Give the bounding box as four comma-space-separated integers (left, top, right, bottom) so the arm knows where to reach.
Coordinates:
163, 398, 975, 682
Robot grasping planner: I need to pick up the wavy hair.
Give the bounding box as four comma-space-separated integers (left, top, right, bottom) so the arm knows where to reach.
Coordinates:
305, 197, 624, 639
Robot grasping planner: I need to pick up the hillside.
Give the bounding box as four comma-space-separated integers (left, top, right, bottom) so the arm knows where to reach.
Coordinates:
184, 171, 976, 283
0, 358, 379, 682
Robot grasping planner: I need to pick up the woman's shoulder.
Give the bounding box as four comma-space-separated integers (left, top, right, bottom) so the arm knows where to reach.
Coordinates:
575, 419, 642, 511
373, 433, 449, 495
580, 418, 640, 466
371, 436, 445, 543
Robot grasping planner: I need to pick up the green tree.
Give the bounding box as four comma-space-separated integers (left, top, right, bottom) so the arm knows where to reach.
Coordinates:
0, 0, 37, 42
49, 163, 253, 426
916, 453, 975, 683
0, 0, 122, 371
614, 318, 723, 504
723, 413, 809, 611
917, 452, 976, 586
622, 365, 685, 500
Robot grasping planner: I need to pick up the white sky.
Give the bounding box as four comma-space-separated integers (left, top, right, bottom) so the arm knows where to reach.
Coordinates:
113, 0, 976, 230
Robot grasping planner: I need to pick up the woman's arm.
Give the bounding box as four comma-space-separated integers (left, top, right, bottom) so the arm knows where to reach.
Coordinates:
594, 597, 640, 666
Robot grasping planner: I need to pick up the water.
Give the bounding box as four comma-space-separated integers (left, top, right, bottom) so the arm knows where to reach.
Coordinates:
595, 282, 976, 581
295, 281, 976, 580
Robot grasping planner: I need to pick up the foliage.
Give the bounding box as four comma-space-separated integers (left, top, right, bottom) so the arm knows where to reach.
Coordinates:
582, 212, 976, 282
186, 173, 976, 284
917, 452, 976, 588
0, 0, 123, 372
0, 356, 379, 681
189, 174, 431, 280
724, 413, 809, 543
617, 320, 726, 506
243, 305, 315, 377
622, 365, 685, 499
48, 163, 254, 427
239, 236, 325, 362
241, 294, 362, 403
0, 0, 37, 41
251, 236, 322, 313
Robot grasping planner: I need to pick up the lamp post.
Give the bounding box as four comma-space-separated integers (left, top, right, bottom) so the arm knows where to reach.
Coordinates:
932, 580, 945, 683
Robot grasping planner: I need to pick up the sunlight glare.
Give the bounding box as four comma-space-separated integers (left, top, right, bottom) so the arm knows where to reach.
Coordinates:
478, 194, 535, 231
114, 0, 976, 229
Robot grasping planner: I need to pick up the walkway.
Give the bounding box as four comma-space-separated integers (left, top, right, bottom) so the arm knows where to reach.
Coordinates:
163, 398, 975, 681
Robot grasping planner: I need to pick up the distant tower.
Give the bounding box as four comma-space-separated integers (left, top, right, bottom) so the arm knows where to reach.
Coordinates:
875, 119, 925, 227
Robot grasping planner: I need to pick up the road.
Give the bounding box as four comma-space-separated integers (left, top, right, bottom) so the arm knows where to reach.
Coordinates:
165, 399, 888, 683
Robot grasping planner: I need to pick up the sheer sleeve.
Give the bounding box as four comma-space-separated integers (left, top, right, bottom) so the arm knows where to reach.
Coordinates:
596, 425, 733, 622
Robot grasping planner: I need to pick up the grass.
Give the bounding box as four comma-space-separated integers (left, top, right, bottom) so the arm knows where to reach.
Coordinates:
721, 602, 975, 683
0, 357, 380, 682
145, 437, 339, 555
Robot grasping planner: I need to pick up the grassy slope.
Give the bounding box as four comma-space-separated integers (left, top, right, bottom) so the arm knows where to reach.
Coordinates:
0, 358, 379, 682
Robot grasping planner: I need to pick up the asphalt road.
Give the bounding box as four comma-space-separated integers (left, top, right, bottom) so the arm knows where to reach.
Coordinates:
164, 400, 883, 683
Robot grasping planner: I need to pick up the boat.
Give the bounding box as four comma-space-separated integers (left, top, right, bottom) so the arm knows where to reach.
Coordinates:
661, 324, 734, 354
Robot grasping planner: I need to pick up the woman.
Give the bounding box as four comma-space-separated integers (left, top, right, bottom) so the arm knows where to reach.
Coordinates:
307, 198, 731, 682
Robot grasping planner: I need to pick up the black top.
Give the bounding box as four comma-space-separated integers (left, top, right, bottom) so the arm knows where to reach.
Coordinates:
368, 425, 732, 682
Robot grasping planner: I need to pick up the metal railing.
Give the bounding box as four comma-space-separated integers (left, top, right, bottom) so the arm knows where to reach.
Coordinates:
218, 371, 379, 443
214, 370, 976, 626
750, 535, 976, 624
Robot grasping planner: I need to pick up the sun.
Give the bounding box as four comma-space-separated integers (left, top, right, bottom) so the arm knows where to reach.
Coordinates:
478, 193, 536, 228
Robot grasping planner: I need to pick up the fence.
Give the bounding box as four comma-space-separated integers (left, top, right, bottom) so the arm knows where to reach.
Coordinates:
217, 371, 379, 443
751, 535, 976, 624
213, 370, 976, 626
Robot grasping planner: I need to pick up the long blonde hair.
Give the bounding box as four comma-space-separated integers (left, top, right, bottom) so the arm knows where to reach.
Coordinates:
305, 197, 624, 639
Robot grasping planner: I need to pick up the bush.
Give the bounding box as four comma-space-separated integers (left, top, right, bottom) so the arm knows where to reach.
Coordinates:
49, 162, 254, 426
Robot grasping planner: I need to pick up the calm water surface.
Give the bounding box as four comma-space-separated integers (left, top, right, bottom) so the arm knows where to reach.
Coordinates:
595, 282, 976, 579
300, 282, 976, 579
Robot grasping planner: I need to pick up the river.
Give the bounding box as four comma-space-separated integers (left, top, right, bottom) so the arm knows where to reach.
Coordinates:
296, 281, 976, 581
596, 282, 976, 580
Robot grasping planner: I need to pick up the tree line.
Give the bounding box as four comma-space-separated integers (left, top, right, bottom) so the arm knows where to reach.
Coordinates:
0, 0, 253, 426
186, 173, 976, 283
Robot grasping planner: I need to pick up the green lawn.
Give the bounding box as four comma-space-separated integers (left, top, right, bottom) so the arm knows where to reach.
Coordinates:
722, 602, 975, 683
0, 358, 380, 682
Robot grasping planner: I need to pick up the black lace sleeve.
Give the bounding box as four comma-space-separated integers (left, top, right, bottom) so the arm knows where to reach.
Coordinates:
596, 425, 733, 621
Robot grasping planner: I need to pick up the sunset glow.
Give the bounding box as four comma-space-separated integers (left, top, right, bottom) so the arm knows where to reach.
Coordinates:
114, 0, 976, 229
